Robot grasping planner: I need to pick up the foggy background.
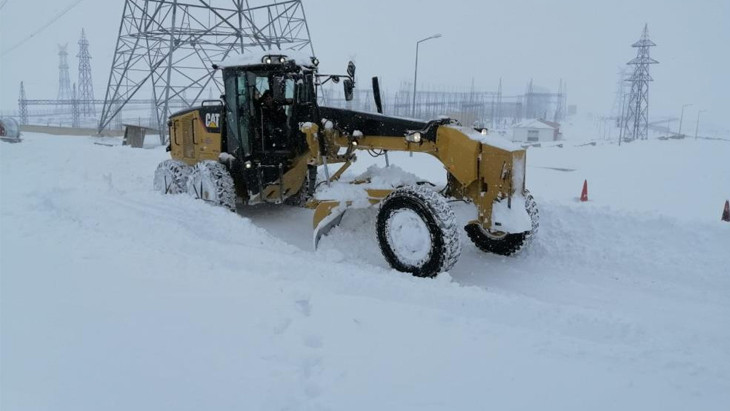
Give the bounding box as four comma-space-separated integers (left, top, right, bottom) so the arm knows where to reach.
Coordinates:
1, 0, 728, 127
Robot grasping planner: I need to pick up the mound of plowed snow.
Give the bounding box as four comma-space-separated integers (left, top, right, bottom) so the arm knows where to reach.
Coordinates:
1, 133, 729, 410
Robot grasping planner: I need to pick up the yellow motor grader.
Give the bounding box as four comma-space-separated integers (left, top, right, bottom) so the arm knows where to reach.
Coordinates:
154, 53, 538, 277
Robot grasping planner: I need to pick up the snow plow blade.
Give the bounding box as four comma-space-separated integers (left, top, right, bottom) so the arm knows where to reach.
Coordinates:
313, 201, 347, 250
312, 188, 394, 250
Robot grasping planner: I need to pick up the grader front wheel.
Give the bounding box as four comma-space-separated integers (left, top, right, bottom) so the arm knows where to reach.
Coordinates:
465, 191, 540, 256
376, 185, 462, 278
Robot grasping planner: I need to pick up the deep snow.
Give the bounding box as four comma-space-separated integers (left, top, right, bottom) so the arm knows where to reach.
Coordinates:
1, 131, 729, 410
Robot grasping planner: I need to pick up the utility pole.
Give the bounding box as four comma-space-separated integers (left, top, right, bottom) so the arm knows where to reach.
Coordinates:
678, 103, 692, 137
496, 78, 503, 128
695, 110, 706, 140
618, 92, 629, 146
412, 33, 442, 118
524, 79, 534, 119
554, 78, 565, 123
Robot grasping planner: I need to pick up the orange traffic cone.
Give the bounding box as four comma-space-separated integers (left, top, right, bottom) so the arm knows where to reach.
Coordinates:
580, 180, 589, 202
722, 200, 730, 222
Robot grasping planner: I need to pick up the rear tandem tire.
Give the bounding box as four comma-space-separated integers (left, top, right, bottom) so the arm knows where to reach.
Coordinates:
465, 191, 539, 256
153, 159, 191, 195
376, 185, 461, 278
186, 160, 236, 211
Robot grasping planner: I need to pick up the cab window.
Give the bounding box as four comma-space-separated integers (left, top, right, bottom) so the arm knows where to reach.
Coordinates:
223, 69, 251, 156
254, 76, 270, 100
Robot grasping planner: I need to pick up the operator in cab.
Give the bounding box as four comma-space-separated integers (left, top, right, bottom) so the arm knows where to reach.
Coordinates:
258, 89, 288, 150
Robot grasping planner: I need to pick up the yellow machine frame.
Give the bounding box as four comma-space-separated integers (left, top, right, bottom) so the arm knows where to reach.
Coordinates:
168, 106, 526, 239
298, 123, 526, 233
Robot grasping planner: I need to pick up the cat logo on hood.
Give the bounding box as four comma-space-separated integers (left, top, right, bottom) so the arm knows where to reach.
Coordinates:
205, 113, 220, 129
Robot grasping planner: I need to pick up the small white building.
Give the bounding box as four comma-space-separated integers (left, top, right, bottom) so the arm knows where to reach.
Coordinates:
511, 119, 561, 143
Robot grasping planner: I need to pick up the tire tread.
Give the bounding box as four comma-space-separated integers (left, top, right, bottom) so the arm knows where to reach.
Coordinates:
186, 160, 236, 211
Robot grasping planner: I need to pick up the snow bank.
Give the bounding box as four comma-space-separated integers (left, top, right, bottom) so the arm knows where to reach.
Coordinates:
2, 133, 729, 411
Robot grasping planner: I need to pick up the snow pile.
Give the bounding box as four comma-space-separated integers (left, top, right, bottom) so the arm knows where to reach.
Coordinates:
315, 164, 421, 206
2, 133, 730, 410
354, 164, 421, 187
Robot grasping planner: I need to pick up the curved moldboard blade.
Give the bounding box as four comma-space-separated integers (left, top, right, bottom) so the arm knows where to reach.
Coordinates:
313, 202, 347, 250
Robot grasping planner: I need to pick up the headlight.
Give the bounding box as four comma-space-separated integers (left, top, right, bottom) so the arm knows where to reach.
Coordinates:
405, 132, 422, 143
262, 56, 272, 64
311, 57, 319, 66
245, 161, 253, 169
279, 56, 287, 63
481, 128, 488, 135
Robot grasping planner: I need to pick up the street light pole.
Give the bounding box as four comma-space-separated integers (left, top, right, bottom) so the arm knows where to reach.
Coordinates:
412, 33, 442, 118
678, 103, 693, 137
695, 110, 707, 140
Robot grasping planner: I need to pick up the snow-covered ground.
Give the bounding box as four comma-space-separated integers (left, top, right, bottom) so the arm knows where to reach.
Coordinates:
1, 132, 729, 410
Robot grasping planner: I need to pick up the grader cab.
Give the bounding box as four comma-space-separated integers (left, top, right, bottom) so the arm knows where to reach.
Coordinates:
154, 52, 538, 277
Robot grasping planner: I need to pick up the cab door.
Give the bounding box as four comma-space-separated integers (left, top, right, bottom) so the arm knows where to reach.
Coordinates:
181, 117, 195, 160
223, 69, 252, 157
170, 119, 184, 160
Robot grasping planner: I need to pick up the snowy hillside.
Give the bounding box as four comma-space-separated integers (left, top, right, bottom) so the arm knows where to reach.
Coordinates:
1, 133, 729, 410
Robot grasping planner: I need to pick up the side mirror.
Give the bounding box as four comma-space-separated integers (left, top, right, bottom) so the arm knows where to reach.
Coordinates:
347, 61, 356, 79
344, 79, 354, 102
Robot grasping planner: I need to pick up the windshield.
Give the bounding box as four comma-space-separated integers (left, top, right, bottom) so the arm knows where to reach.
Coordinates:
223, 66, 317, 157
254, 75, 269, 101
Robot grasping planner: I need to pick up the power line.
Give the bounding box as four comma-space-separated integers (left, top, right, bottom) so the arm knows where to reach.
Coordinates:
1, 0, 84, 57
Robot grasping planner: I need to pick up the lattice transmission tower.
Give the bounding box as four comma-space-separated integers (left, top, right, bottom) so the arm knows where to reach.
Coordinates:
77, 29, 95, 117
612, 67, 629, 127
18, 82, 28, 125
622, 24, 658, 142
57, 44, 73, 113
99, 0, 314, 143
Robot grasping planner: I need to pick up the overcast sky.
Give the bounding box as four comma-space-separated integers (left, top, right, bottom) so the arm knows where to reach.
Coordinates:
1, 0, 728, 126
